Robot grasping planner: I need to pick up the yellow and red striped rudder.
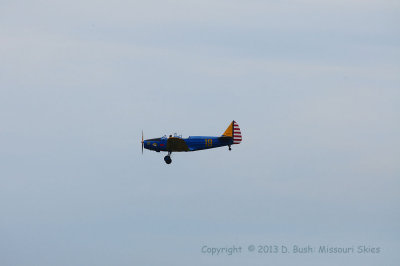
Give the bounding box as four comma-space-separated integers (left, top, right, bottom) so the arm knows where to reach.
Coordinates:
232, 120, 242, 144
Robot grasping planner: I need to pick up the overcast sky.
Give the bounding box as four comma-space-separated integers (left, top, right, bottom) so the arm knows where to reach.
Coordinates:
1, 1, 399, 265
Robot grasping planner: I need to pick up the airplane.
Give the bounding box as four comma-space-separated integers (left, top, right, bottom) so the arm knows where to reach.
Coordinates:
141, 120, 242, 164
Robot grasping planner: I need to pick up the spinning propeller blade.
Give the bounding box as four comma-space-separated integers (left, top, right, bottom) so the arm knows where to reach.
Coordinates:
141, 130, 144, 154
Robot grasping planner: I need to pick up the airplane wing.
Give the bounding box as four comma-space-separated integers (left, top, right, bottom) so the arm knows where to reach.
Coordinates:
166, 137, 189, 152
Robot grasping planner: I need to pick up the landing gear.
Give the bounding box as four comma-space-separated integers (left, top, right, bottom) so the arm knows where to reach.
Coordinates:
164, 152, 172, 164
228, 145, 232, 151
164, 156, 172, 164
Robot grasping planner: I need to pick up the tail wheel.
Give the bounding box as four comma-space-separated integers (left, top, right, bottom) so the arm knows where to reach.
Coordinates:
164, 155, 172, 164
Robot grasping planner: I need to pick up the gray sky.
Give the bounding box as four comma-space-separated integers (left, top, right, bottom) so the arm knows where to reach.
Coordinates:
1, 0, 399, 265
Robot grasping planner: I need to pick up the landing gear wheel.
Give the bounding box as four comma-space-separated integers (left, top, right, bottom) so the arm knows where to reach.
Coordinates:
164, 155, 172, 164
228, 145, 232, 151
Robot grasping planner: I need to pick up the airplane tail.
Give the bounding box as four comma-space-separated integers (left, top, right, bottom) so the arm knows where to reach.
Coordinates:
222, 120, 242, 144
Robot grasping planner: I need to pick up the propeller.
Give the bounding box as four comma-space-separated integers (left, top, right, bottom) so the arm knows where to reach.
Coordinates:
141, 130, 144, 154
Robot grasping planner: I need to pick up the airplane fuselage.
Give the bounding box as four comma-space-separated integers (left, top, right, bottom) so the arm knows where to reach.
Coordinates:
144, 136, 233, 152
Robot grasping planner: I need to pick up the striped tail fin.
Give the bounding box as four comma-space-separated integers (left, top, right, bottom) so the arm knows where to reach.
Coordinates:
232, 121, 242, 144
222, 120, 242, 144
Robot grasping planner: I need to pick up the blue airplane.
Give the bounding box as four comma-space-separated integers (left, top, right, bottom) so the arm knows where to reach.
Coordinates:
141, 120, 242, 164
